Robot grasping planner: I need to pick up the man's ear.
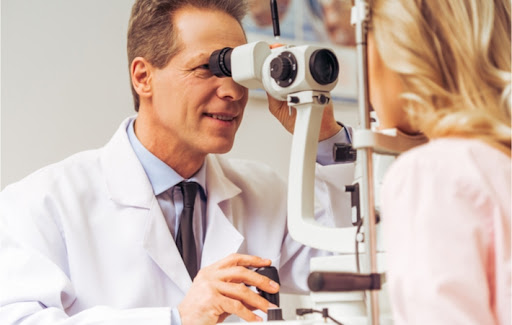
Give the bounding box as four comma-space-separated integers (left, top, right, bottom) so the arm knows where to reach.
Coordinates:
131, 57, 153, 99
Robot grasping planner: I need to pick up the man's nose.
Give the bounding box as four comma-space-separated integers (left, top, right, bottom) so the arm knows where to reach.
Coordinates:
216, 77, 247, 101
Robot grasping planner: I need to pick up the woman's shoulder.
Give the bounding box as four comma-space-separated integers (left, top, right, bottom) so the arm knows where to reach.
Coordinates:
390, 137, 509, 174
384, 137, 510, 201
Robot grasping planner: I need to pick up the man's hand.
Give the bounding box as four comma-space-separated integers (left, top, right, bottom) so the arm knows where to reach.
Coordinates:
177, 253, 280, 325
267, 94, 342, 141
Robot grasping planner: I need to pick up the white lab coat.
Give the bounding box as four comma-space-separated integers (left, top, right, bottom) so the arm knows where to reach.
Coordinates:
0, 118, 354, 324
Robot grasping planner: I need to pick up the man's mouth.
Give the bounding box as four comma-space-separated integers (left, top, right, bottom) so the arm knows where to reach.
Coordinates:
204, 113, 235, 122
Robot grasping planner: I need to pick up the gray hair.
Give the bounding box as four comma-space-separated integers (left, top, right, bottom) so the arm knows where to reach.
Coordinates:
127, 0, 248, 111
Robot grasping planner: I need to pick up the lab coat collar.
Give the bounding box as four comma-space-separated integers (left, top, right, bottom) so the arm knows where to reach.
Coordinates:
101, 117, 154, 209
143, 197, 194, 294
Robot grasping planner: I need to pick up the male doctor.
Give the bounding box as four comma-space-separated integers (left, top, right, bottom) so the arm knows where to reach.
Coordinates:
0, 0, 354, 324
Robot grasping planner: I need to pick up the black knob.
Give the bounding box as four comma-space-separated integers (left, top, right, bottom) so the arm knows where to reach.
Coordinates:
268, 308, 284, 321
270, 56, 292, 81
255, 266, 281, 307
269, 51, 297, 87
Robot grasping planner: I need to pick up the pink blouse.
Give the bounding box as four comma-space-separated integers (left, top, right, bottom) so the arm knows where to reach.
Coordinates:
381, 138, 511, 324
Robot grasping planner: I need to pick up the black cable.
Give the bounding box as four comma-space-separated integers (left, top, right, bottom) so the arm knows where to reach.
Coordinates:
296, 308, 345, 325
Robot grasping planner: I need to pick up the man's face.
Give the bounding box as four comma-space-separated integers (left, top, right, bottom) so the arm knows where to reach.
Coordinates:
138, 7, 248, 162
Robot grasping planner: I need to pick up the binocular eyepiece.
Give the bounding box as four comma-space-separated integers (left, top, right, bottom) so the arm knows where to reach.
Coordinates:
209, 47, 234, 78
209, 45, 339, 88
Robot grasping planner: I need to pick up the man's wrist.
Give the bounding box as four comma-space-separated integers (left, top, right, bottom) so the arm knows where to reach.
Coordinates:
318, 121, 343, 141
316, 123, 352, 165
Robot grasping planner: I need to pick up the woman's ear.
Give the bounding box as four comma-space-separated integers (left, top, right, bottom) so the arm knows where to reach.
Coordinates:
131, 57, 153, 99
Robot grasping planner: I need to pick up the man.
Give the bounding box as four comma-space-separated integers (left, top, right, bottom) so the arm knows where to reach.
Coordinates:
0, 0, 354, 324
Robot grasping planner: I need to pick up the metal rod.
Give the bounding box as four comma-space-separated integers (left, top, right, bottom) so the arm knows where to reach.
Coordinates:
354, 0, 380, 324
270, 0, 281, 38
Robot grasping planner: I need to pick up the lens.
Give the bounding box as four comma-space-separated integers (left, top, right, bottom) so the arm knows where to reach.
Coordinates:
209, 47, 233, 77
309, 49, 339, 85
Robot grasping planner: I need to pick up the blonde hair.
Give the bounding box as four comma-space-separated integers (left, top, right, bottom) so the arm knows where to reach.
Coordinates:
370, 0, 511, 148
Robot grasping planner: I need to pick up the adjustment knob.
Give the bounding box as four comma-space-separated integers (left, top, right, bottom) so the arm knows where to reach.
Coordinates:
269, 51, 297, 87
270, 56, 292, 81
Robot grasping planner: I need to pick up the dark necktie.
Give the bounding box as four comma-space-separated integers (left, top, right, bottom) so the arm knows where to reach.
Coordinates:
176, 181, 199, 279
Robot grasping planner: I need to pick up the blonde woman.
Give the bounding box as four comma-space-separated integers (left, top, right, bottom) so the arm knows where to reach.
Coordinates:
367, 0, 511, 324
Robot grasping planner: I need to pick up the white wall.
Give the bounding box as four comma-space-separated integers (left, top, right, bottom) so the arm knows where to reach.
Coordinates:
0, 0, 358, 189
1, 0, 134, 188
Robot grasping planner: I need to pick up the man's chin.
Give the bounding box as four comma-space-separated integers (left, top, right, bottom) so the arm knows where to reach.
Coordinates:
207, 142, 234, 155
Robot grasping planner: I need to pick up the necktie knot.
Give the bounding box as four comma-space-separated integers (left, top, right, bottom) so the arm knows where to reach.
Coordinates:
179, 181, 199, 208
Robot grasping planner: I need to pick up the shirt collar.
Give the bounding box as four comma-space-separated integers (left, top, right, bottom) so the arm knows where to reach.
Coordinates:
126, 117, 207, 196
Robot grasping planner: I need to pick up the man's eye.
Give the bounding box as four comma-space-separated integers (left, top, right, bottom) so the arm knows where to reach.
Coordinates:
192, 64, 213, 78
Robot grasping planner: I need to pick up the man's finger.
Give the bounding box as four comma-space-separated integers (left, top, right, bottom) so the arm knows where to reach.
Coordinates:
218, 266, 280, 294
214, 253, 272, 268
216, 281, 274, 314
218, 295, 263, 322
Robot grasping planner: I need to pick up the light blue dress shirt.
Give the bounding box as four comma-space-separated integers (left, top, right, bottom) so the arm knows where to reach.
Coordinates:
316, 123, 352, 165
126, 116, 351, 324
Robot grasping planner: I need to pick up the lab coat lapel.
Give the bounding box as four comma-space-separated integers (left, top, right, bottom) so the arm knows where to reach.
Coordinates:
201, 155, 245, 268
101, 117, 192, 294
143, 198, 192, 294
